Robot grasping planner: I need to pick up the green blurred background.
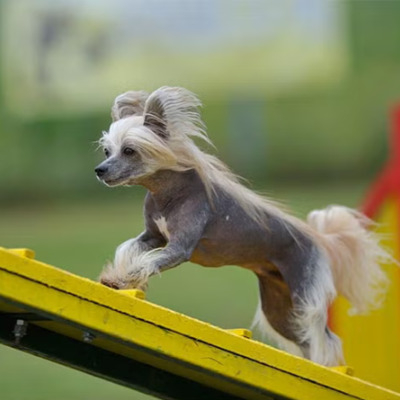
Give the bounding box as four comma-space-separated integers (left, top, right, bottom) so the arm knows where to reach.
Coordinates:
1, 1, 400, 399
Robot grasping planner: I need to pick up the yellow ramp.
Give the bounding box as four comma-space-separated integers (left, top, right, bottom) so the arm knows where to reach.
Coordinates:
0, 247, 399, 400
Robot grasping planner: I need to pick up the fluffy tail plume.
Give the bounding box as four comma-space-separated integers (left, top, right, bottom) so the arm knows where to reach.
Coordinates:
307, 205, 392, 315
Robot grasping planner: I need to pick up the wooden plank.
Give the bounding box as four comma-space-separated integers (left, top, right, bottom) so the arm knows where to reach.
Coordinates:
0, 247, 399, 400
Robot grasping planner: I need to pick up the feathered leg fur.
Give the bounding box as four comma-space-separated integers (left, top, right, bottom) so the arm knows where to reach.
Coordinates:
99, 234, 164, 291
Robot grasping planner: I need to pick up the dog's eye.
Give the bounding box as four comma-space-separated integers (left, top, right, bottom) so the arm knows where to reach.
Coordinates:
123, 147, 135, 156
104, 148, 110, 158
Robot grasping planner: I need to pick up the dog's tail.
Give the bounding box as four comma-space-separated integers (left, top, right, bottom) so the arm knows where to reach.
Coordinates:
307, 205, 391, 315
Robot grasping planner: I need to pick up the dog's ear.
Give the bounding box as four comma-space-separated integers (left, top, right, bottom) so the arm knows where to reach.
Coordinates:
111, 91, 149, 121
143, 90, 168, 139
143, 87, 202, 140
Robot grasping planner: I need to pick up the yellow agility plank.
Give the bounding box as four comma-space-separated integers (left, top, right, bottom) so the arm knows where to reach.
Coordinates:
0, 247, 398, 400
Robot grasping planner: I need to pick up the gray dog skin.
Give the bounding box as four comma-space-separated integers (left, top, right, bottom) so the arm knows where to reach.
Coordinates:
95, 87, 389, 367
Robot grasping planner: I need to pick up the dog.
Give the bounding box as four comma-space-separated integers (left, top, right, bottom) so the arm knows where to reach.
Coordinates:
95, 86, 390, 366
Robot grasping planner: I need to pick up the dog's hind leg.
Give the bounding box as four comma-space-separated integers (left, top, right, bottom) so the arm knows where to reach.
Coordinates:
253, 255, 344, 366
253, 268, 304, 358
288, 254, 344, 366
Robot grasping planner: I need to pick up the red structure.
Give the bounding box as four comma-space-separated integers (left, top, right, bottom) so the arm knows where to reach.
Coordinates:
363, 105, 400, 218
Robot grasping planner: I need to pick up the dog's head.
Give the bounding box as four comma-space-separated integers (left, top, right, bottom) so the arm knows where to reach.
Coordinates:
95, 86, 207, 187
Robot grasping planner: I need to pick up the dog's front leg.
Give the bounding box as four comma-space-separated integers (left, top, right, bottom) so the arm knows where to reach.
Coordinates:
141, 212, 209, 278
116, 240, 193, 290
100, 207, 207, 290
148, 242, 191, 274
99, 231, 165, 290
103, 226, 203, 290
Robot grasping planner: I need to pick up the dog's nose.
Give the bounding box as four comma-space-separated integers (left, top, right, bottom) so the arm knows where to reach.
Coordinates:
95, 166, 107, 177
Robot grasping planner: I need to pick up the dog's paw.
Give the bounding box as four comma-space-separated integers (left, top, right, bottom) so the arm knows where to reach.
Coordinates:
98, 262, 129, 289
99, 263, 149, 291
100, 278, 123, 290
100, 277, 148, 291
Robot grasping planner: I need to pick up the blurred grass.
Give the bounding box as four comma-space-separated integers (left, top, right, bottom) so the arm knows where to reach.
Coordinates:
0, 180, 370, 400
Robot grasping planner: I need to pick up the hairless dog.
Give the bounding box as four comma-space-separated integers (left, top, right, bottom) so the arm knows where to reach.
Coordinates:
95, 87, 390, 366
